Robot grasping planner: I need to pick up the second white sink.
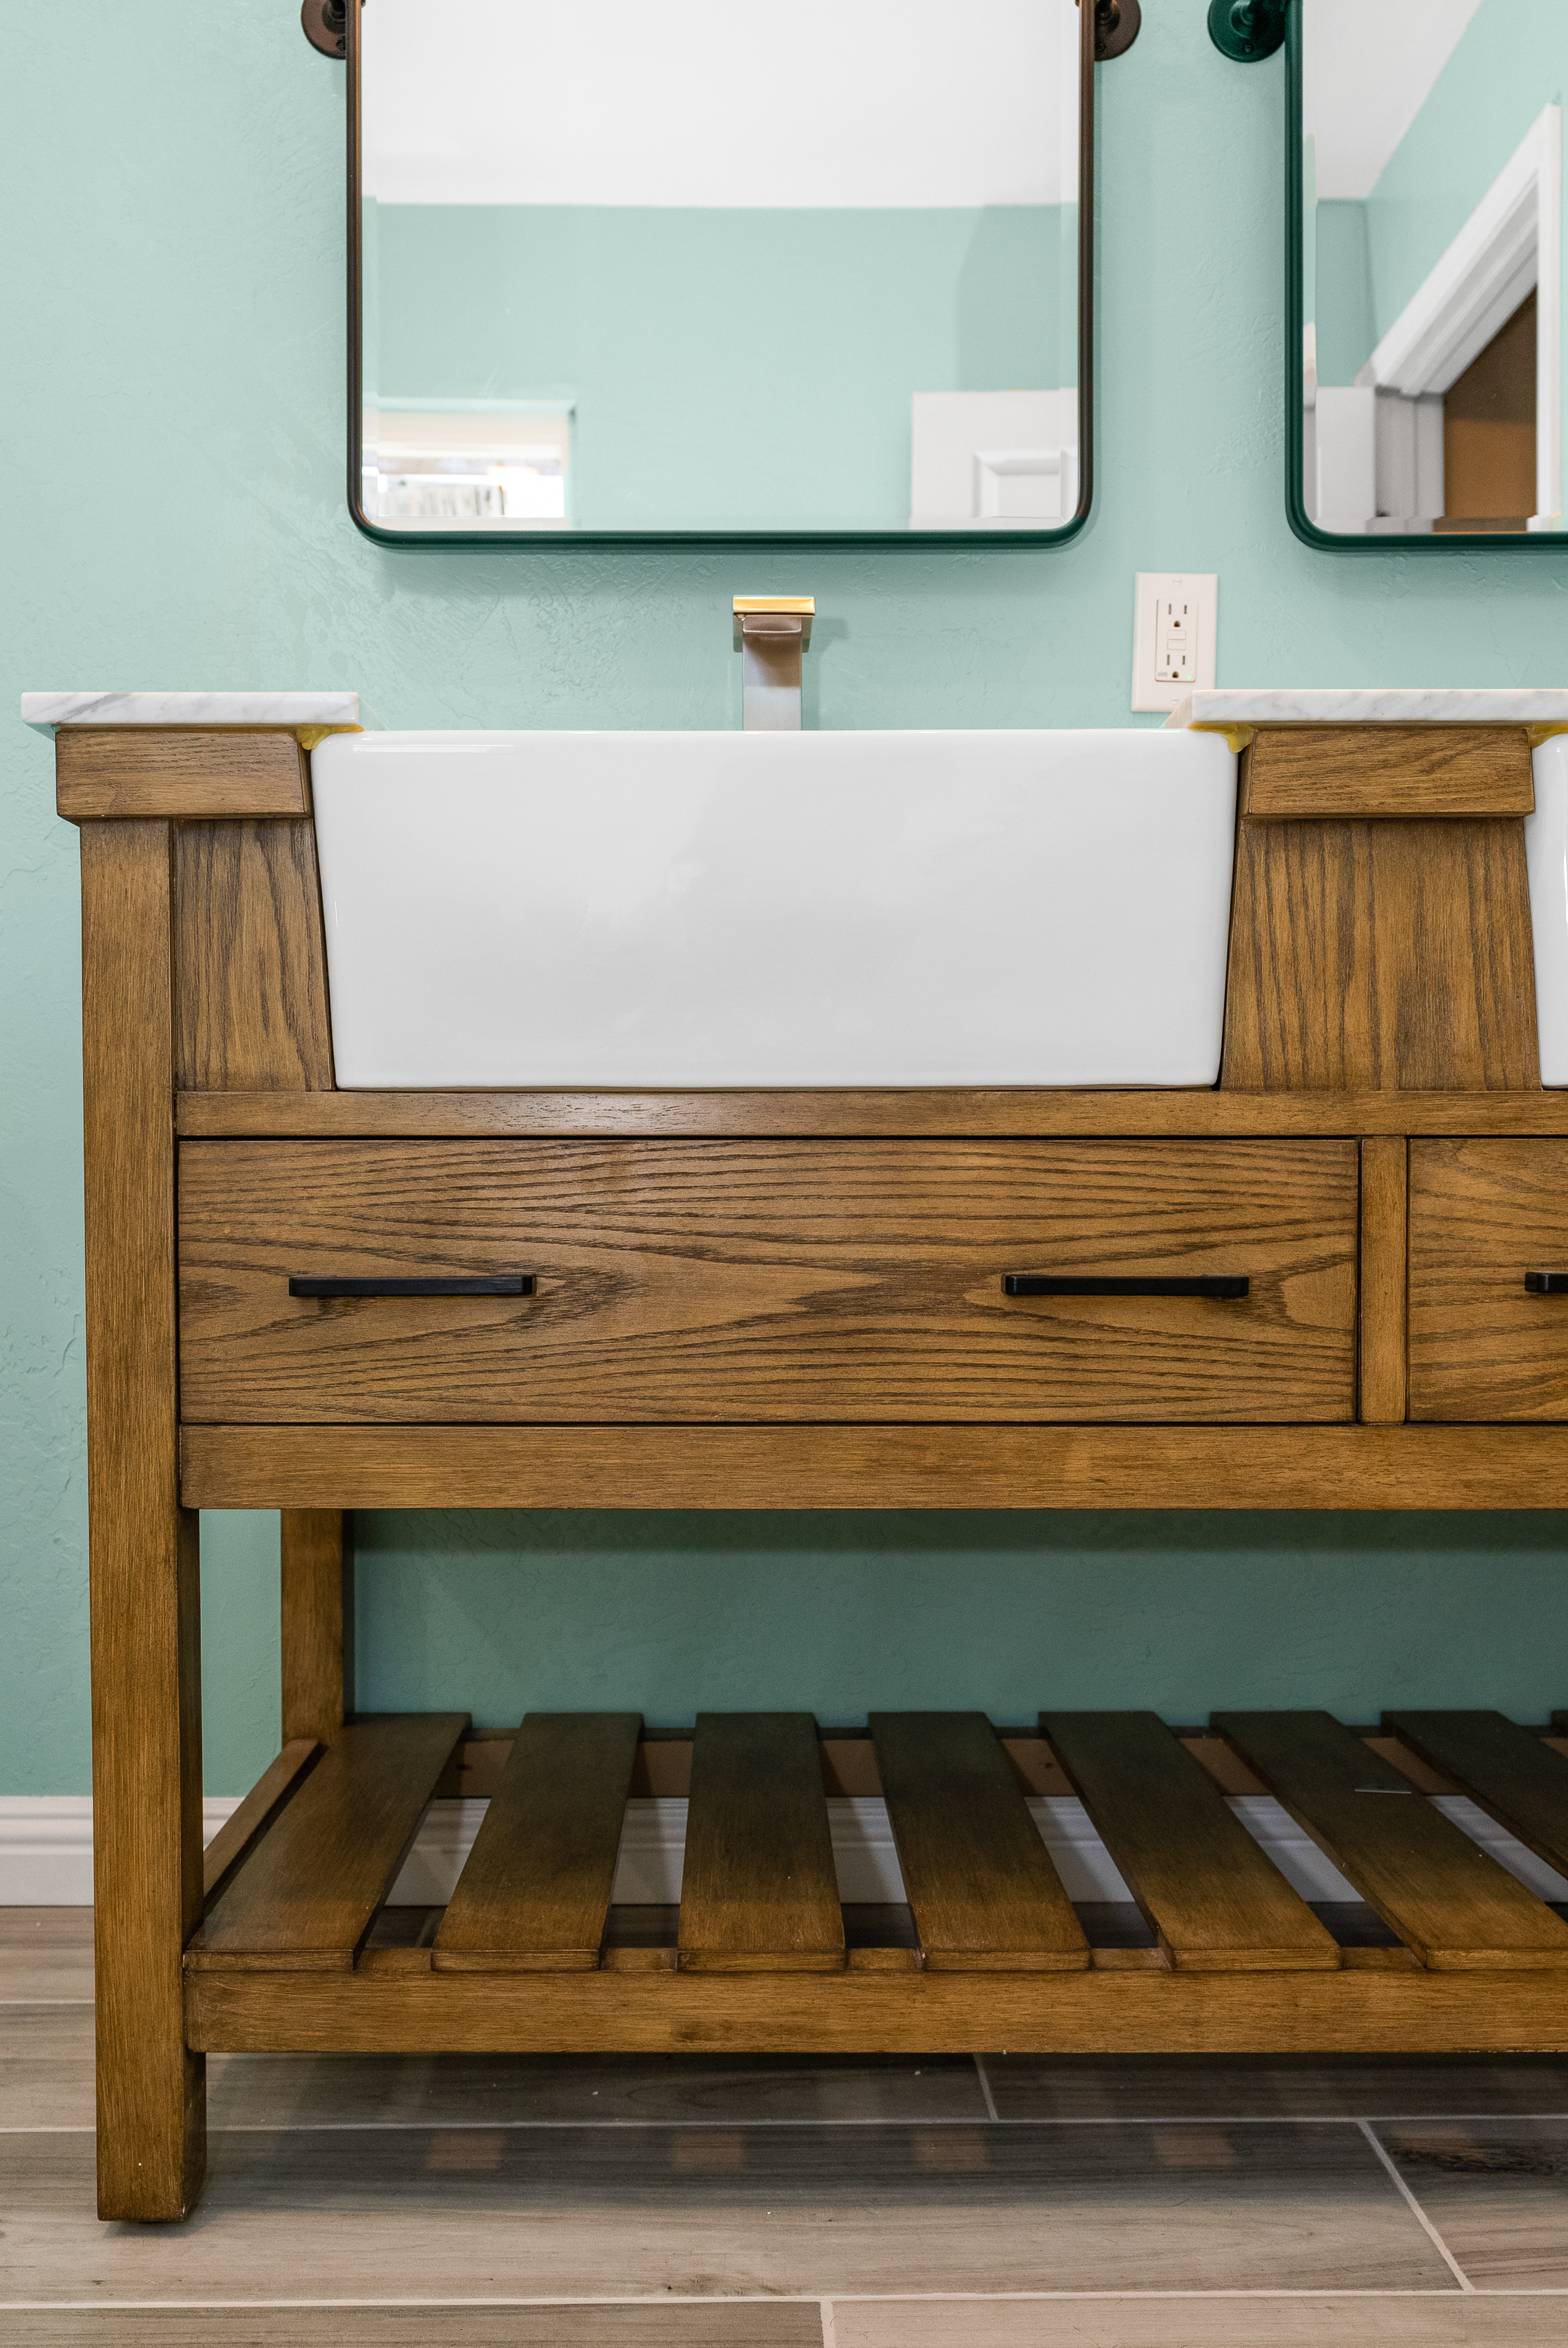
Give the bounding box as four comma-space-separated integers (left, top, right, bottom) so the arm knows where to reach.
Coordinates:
311, 727, 1237, 1088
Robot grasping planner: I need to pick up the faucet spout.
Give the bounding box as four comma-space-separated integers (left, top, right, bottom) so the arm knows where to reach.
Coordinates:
734, 597, 814, 730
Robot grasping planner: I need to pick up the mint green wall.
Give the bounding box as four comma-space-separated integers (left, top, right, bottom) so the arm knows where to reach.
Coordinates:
4, 2, 1568, 1795
353, 1512, 1568, 1729
370, 203, 1069, 531
1314, 200, 1374, 387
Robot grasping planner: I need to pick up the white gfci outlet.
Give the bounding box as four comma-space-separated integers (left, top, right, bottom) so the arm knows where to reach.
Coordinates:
1132, 572, 1218, 712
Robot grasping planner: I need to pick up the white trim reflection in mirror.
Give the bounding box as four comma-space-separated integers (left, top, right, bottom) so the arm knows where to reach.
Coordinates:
360, 402, 574, 531
1303, 0, 1563, 538
910, 393, 1077, 529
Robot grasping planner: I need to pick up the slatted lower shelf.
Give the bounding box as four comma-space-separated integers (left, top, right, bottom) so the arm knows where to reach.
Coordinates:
185, 1705, 1568, 2054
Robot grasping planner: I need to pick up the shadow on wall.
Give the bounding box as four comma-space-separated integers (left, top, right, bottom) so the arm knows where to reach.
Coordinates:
345, 1507, 1568, 1729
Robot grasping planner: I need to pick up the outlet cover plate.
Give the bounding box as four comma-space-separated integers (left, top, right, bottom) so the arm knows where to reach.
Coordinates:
1132, 572, 1218, 712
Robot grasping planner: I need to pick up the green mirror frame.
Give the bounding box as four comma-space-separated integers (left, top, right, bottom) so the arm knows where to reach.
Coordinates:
345, 0, 1097, 549
1285, 0, 1562, 556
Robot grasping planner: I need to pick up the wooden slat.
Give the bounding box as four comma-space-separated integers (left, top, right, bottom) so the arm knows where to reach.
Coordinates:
190, 1713, 468, 1970
201, 1740, 319, 1906
868, 1712, 1087, 1972
177, 1087, 1568, 1141
1043, 1711, 1339, 1972
1385, 1710, 1568, 1882
280, 1510, 348, 1745
1359, 1137, 1409, 1423
180, 1419, 1568, 1514
1213, 1709, 1568, 1970
1242, 725, 1534, 819
56, 728, 308, 820
177, 1137, 1358, 1427
1221, 817, 1540, 1090
432, 1732, 884, 1804
434, 1713, 642, 1971
677, 1714, 844, 1973
79, 819, 207, 2222
188, 1949, 1568, 2058
174, 821, 334, 1089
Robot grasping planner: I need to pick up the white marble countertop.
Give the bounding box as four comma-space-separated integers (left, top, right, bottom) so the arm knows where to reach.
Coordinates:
20, 691, 362, 737
1168, 689, 1568, 727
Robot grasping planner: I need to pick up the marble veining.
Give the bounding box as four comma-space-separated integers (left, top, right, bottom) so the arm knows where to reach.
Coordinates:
1168, 688, 1568, 727
20, 691, 362, 737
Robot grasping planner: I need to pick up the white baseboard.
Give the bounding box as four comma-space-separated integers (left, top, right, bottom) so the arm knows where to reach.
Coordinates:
0, 1797, 243, 1906
6, 1790, 1561, 1911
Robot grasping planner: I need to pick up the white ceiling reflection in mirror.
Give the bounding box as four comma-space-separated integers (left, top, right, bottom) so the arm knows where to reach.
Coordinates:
1301, 0, 1562, 539
1304, 0, 1484, 200
355, 0, 1085, 537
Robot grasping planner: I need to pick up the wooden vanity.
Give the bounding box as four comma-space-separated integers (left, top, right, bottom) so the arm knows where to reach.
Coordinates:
42, 692, 1568, 2221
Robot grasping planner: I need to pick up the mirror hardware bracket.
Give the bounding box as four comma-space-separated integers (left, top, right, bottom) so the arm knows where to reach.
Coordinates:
1090, 1, 1141, 63
734, 599, 814, 734
1208, 0, 1286, 61
302, 0, 351, 60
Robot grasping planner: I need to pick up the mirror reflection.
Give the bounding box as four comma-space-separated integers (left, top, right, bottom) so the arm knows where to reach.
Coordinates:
1301, 0, 1561, 538
355, 0, 1085, 538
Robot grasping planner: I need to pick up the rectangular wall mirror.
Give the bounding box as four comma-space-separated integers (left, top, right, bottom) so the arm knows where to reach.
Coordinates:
1292, 0, 1564, 546
349, 0, 1092, 543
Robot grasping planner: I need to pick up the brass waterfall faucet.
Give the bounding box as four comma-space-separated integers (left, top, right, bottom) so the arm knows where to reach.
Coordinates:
734, 597, 814, 730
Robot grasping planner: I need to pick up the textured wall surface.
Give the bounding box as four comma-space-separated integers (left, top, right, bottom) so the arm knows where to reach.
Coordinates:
4, 2, 1568, 1795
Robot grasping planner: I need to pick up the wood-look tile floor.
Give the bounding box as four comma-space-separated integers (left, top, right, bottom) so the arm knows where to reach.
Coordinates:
6, 1912, 1568, 2345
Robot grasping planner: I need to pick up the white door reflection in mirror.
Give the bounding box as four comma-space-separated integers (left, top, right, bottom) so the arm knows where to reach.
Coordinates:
355, 0, 1084, 537
1302, 0, 1564, 538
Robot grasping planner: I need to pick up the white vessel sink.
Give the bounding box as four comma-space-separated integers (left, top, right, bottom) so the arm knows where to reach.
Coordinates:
311, 728, 1237, 1088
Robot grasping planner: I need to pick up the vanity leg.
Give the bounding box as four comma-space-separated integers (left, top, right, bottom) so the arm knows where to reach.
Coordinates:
80, 821, 207, 2221
281, 1509, 350, 1743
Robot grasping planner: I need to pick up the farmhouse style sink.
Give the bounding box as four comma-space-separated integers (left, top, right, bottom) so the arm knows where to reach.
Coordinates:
311, 728, 1237, 1087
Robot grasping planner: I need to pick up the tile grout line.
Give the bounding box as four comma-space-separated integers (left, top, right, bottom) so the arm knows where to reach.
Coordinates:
8, 2293, 1568, 2311
9, 2110, 1568, 2135
973, 2053, 1001, 2122
1357, 2118, 1476, 2293
820, 2295, 838, 2347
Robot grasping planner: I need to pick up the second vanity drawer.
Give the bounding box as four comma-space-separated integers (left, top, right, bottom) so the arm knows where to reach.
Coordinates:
1411, 1139, 1568, 1419
177, 1139, 1359, 1425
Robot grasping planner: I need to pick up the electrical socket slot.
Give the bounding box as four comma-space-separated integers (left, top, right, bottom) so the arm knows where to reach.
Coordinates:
1132, 572, 1218, 712
1155, 594, 1195, 684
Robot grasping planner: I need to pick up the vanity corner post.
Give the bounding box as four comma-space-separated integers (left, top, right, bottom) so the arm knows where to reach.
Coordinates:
78, 815, 207, 2221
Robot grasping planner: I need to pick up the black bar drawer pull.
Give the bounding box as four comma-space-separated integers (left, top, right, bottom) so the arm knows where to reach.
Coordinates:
289, 1275, 534, 1299
1003, 1275, 1250, 1300
1525, 1271, 1568, 1294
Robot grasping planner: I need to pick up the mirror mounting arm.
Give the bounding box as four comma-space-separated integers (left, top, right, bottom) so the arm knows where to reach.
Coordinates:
1208, 0, 1287, 63
302, 0, 351, 60
1084, 0, 1141, 63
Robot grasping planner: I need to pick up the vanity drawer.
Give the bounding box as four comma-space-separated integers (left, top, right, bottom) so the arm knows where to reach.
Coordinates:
1411, 1139, 1568, 1419
177, 1139, 1358, 1425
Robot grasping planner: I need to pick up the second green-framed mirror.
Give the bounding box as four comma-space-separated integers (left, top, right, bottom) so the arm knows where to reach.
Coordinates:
1290, 0, 1565, 549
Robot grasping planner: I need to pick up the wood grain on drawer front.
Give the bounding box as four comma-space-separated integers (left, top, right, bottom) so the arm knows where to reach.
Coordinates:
1411, 1139, 1568, 1419
177, 1139, 1358, 1425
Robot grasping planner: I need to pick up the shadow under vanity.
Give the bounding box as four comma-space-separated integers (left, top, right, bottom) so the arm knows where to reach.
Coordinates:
27, 683, 1568, 2223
